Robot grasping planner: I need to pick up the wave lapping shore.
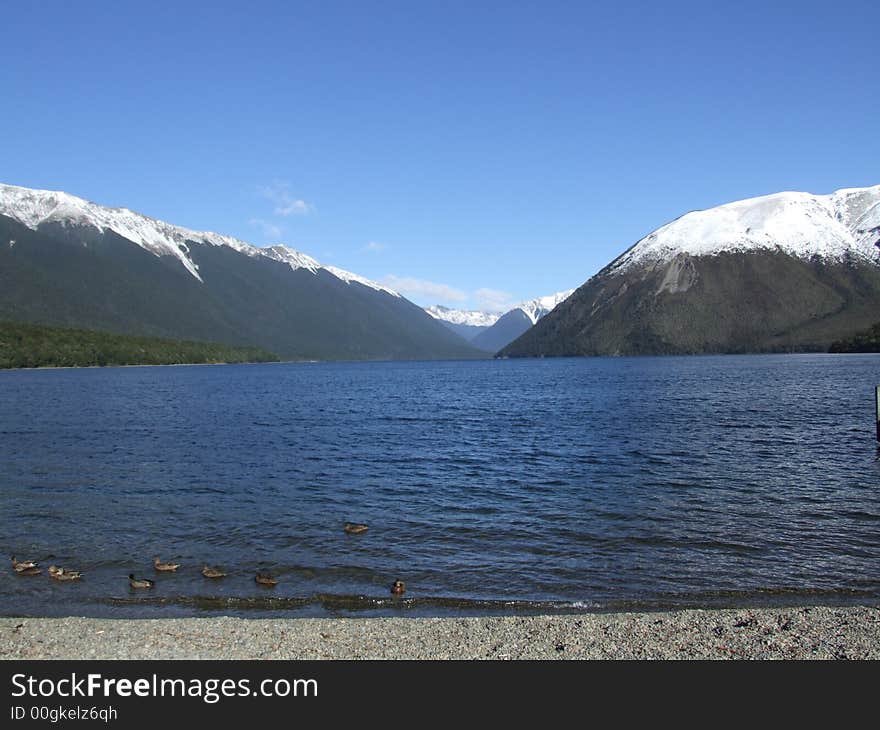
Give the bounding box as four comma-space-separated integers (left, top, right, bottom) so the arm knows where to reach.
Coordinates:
2, 607, 879, 660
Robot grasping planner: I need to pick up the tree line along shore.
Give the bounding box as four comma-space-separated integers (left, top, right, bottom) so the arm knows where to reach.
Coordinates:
0, 316, 877, 370
828, 321, 880, 353
0, 321, 279, 369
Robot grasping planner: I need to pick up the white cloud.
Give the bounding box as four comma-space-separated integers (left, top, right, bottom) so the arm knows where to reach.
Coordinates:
362, 241, 387, 253
381, 275, 468, 304
474, 287, 516, 312
249, 218, 283, 241
257, 181, 315, 217
276, 199, 313, 216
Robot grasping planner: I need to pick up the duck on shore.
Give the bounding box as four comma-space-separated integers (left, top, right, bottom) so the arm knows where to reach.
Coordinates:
344, 522, 369, 534
255, 572, 278, 587
11, 556, 38, 573
129, 574, 154, 589
48, 565, 82, 581
153, 556, 180, 572
202, 565, 227, 579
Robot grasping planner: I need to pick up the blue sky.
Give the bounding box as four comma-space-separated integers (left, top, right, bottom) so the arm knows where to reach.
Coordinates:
3, 1, 878, 312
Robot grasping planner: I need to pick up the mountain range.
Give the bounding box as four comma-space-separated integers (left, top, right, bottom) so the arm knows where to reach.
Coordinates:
423, 305, 500, 342
4, 181, 878, 362
0, 183, 483, 361
501, 185, 880, 357
425, 290, 574, 352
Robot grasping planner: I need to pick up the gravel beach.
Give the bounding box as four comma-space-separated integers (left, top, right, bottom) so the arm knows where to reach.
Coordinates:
2, 606, 878, 660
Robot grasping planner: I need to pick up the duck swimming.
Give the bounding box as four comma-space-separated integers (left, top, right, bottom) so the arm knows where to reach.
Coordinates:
202, 565, 227, 579
129, 574, 154, 589
16, 566, 41, 576
11, 556, 38, 572
344, 522, 369, 534
48, 566, 82, 581
255, 572, 278, 587
153, 556, 180, 572
390, 579, 406, 595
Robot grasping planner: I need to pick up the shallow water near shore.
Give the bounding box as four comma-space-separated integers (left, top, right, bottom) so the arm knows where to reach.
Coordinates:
1, 355, 879, 618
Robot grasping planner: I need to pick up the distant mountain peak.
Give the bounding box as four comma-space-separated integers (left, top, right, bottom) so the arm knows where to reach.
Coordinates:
512, 289, 576, 324
465, 288, 575, 353
425, 291, 575, 331
425, 305, 500, 327
0, 182, 399, 297
610, 184, 880, 275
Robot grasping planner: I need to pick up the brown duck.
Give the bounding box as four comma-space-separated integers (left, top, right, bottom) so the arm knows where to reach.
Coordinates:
153, 556, 180, 572
48, 565, 82, 581
202, 565, 227, 579
390, 579, 406, 595
11, 556, 38, 573
344, 522, 369, 534
255, 572, 278, 587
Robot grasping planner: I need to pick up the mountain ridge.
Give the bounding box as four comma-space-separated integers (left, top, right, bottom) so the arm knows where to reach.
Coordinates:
0, 183, 483, 361
425, 305, 500, 328
608, 185, 880, 275
0, 182, 398, 295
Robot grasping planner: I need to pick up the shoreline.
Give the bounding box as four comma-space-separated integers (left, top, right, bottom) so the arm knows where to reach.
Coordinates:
0, 360, 284, 372
4, 352, 877, 372
2, 606, 878, 659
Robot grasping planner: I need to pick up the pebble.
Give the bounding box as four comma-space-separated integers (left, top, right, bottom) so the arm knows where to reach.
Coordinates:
1, 607, 878, 660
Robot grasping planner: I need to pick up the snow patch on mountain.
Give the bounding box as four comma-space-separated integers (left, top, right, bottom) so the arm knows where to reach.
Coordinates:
261, 245, 321, 273
513, 289, 576, 324
323, 265, 400, 296
425, 305, 500, 327
0, 184, 212, 281
610, 184, 880, 274
0, 183, 399, 296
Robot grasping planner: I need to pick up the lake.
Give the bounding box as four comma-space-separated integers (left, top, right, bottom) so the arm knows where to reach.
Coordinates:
1, 355, 879, 617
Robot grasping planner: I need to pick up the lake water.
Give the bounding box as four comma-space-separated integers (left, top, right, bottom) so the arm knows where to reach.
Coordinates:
1, 355, 879, 617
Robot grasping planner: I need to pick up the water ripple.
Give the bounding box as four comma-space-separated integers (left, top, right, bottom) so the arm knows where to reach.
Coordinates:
1, 354, 879, 617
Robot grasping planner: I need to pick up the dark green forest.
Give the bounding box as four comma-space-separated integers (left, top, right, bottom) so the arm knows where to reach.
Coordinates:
0, 321, 279, 369
829, 321, 880, 353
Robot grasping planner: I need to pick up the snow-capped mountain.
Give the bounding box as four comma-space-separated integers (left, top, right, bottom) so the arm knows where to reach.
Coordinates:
424, 305, 500, 342
0, 183, 398, 295
0, 183, 483, 361
514, 290, 576, 325
470, 289, 575, 352
502, 184, 880, 357
610, 185, 880, 274
425, 305, 500, 328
